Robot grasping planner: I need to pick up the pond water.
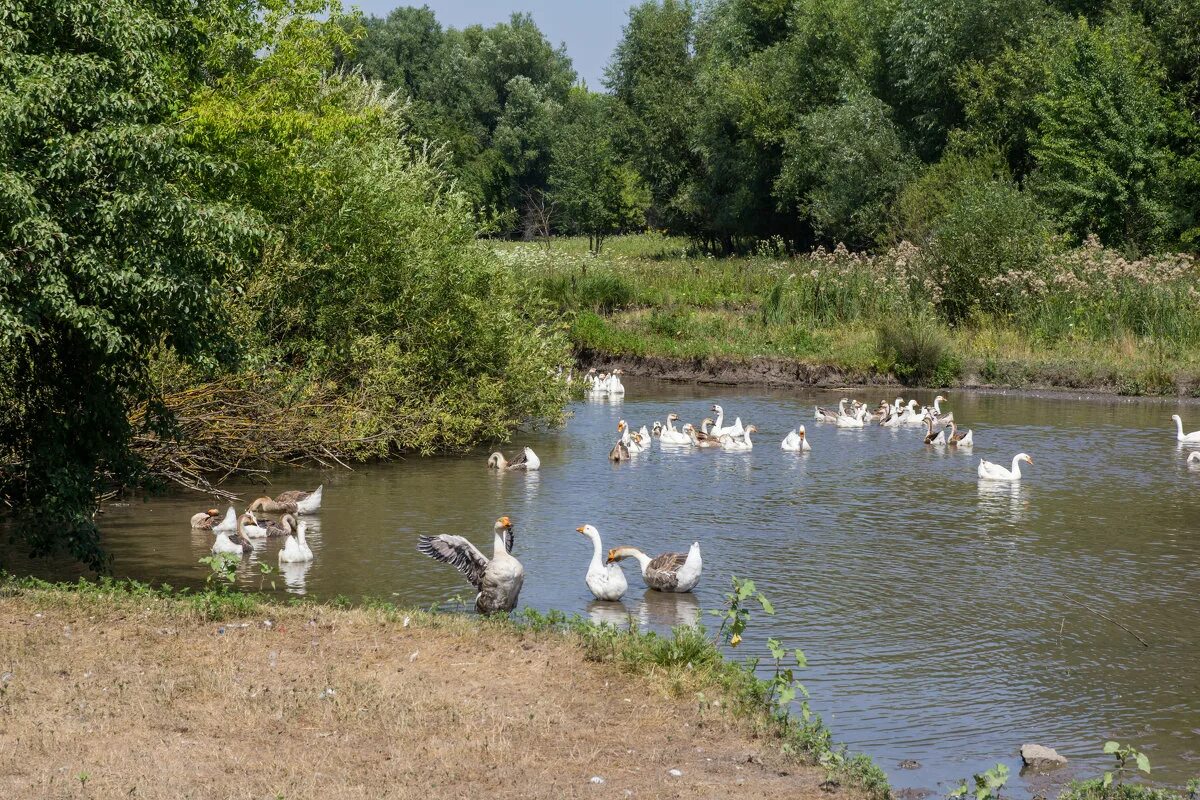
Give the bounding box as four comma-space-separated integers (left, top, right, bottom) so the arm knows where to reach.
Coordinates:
4, 379, 1199, 796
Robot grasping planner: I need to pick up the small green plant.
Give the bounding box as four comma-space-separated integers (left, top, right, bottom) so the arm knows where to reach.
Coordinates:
257, 562, 276, 592
711, 575, 773, 648
198, 554, 239, 588
1186, 778, 1198, 799
950, 763, 1009, 800
1103, 741, 1151, 790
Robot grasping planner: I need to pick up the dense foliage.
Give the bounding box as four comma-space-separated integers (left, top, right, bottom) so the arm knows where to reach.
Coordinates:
351, 0, 1200, 259
0, 0, 569, 565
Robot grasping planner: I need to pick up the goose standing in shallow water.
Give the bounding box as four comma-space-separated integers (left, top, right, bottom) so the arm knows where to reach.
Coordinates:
1172, 415, 1200, 444
418, 516, 523, 614
978, 453, 1032, 481
577, 524, 627, 601
248, 485, 323, 515
607, 542, 702, 593
781, 425, 811, 451
487, 447, 541, 471
190, 508, 222, 530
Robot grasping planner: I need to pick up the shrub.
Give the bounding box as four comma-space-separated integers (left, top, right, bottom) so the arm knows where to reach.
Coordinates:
540, 272, 635, 313
876, 316, 957, 385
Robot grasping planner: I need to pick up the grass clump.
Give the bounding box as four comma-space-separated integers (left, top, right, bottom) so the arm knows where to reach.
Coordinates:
876, 316, 960, 386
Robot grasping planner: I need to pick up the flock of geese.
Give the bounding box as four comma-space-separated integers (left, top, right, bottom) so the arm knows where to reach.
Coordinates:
190, 485, 323, 563
187, 379, 1200, 614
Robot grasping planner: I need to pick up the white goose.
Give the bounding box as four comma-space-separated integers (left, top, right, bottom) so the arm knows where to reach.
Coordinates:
781, 424, 812, 451
576, 524, 627, 601
835, 405, 867, 428
898, 400, 926, 426
607, 541, 702, 593
1172, 415, 1200, 444
978, 453, 1033, 481
617, 420, 647, 453
929, 395, 954, 425
279, 521, 314, 563
710, 405, 744, 437
487, 447, 541, 471
606, 369, 626, 395
659, 413, 692, 445
720, 424, 757, 451
212, 506, 238, 533
814, 398, 848, 423
212, 513, 255, 555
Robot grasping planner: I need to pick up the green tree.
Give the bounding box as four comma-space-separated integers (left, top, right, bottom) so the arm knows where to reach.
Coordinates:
550, 90, 650, 253
0, 0, 259, 566
1029, 15, 1178, 250
778, 94, 916, 248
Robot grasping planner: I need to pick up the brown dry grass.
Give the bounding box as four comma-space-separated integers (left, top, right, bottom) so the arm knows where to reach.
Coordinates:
0, 592, 849, 800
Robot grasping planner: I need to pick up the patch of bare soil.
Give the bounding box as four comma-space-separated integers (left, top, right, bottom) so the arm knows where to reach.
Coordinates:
0, 597, 851, 799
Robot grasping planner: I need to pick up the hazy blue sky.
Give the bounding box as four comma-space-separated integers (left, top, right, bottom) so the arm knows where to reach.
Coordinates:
351, 1, 636, 89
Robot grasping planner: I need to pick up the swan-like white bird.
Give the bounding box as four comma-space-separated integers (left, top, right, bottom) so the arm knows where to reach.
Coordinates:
835, 405, 867, 428
978, 453, 1033, 481
710, 404, 744, 436
720, 424, 757, 451
212, 513, 255, 555
659, 413, 692, 445
212, 506, 237, 533
1172, 415, 1200, 444
577, 524, 627, 601
279, 521, 314, 563
418, 516, 523, 614
607, 542, 702, 593
606, 369, 626, 395
781, 425, 811, 451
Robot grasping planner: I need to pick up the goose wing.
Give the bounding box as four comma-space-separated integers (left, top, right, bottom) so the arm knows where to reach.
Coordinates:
507, 449, 529, 467
274, 489, 309, 504
646, 551, 687, 588
417, 535, 490, 590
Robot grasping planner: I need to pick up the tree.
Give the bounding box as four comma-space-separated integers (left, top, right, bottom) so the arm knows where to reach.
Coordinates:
1029, 15, 1178, 250
778, 94, 917, 248
0, 0, 260, 566
550, 90, 649, 253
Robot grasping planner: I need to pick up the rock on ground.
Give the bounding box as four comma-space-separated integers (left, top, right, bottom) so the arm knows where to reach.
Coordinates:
1020, 744, 1068, 769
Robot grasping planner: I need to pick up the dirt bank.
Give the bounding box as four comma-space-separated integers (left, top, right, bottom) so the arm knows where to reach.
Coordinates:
576, 348, 1198, 398
0, 589, 856, 800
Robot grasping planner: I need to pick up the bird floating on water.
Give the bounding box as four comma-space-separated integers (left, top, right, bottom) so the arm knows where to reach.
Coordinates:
978, 453, 1032, 481
487, 447, 540, 471
249, 485, 323, 515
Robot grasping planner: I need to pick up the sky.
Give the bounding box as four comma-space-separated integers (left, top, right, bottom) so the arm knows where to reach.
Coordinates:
351, 1, 635, 89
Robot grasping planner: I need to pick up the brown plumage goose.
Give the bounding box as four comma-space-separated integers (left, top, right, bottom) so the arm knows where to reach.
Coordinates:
248, 485, 323, 515
607, 542, 702, 593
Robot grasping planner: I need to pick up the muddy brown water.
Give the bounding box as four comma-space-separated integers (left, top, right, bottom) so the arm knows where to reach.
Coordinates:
4, 378, 1198, 796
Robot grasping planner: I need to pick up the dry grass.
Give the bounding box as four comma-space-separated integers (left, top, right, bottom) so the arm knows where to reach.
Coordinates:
0, 590, 850, 799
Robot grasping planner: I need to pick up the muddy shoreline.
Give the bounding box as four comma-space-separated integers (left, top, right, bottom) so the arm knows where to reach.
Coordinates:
575, 348, 1200, 404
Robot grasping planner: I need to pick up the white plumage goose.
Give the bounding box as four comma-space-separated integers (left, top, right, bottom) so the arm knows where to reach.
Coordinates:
1172, 415, 1200, 444
659, 413, 692, 445
577, 524, 627, 601
781, 425, 811, 451
978, 453, 1032, 481
279, 521, 314, 563
720, 424, 757, 451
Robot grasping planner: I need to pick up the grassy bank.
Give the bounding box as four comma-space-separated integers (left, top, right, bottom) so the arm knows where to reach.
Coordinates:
0, 577, 885, 799
500, 235, 1200, 395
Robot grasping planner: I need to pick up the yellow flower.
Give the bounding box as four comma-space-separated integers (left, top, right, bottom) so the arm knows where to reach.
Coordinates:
730, 633, 742, 648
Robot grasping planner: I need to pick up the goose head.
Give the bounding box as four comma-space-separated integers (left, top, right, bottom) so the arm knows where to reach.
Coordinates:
576, 524, 599, 540
935, 395, 947, 404
617, 420, 627, 433
496, 516, 512, 531
711, 404, 722, 414
667, 412, 679, 422
1015, 453, 1033, 467
487, 452, 506, 468
798, 425, 806, 438
744, 424, 758, 435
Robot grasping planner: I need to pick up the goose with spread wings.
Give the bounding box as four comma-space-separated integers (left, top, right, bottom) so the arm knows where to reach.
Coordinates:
417, 516, 523, 613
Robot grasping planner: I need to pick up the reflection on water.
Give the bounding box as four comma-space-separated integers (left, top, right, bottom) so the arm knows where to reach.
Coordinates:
4, 379, 1200, 796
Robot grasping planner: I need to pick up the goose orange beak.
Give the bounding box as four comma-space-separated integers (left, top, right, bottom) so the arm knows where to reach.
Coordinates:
499, 516, 512, 527
576, 526, 585, 533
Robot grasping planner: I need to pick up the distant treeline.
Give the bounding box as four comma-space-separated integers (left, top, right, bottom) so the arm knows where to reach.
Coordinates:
349, 0, 1200, 255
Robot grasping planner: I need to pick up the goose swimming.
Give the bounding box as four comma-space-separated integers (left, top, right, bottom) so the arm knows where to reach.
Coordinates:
659, 413, 692, 445
487, 447, 541, 471
781, 425, 811, 451
248, 485, 323, 515
947, 420, 973, 447
577, 524, 627, 601
418, 516, 523, 614
720, 424, 757, 451
923, 417, 946, 446
279, 521, 314, 563
1172, 415, 1200, 444
212, 513, 255, 555
607, 542, 702, 593
978, 453, 1032, 481
190, 508, 222, 530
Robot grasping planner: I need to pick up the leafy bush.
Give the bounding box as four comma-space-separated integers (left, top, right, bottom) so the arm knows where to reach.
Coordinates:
876, 316, 958, 385
921, 174, 1055, 322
